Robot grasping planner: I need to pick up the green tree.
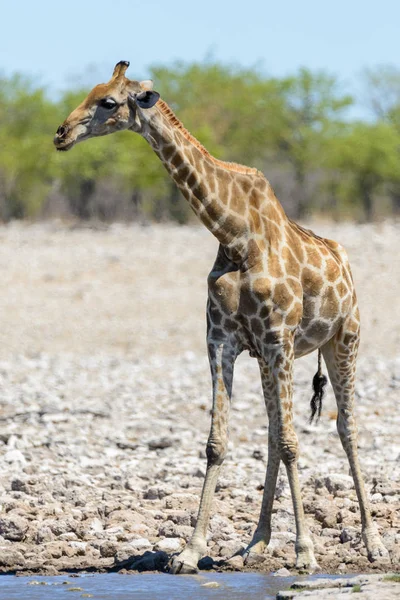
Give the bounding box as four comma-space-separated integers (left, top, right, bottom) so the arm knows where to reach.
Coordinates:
326, 122, 399, 220
0, 74, 58, 220
362, 66, 400, 213
275, 68, 353, 218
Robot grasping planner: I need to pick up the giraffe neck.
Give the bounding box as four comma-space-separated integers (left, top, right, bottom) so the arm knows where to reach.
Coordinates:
139, 99, 266, 252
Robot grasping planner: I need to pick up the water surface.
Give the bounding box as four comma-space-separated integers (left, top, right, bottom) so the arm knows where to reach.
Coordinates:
0, 572, 297, 600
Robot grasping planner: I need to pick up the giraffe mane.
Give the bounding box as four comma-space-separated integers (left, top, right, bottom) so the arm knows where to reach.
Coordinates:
156, 99, 261, 177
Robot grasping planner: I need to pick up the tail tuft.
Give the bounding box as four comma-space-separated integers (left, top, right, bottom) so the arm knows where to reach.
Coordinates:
309, 349, 328, 424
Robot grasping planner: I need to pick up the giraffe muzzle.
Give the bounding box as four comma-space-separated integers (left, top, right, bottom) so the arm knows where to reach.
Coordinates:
54, 125, 74, 151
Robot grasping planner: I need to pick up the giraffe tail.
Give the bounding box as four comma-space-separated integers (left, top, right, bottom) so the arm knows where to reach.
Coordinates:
309, 349, 328, 424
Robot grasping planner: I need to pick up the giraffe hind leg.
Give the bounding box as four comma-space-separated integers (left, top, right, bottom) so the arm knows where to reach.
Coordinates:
321, 323, 389, 563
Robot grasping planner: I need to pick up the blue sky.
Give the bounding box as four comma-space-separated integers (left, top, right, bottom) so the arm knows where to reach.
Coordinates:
1, 0, 398, 100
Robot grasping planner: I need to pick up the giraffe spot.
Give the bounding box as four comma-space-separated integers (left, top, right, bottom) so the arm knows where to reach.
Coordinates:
252, 278, 272, 299
264, 330, 281, 345
273, 283, 293, 312
257, 177, 268, 191
250, 207, 262, 232
222, 214, 246, 237
251, 317, 263, 337
295, 338, 314, 354
192, 182, 206, 202
283, 413, 292, 424
187, 172, 197, 188
305, 244, 323, 269
204, 202, 221, 223
336, 280, 348, 298
239, 291, 258, 316
224, 318, 239, 333
246, 239, 263, 267
209, 326, 224, 340
302, 267, 324, 296
286, 303, 303, 327
267, 253, 283, 278
162, 144, 175, 161
191, 148, 204, 174
342, 332, 359, 349
302, 297, 316, 325
208, 304, 223, 326
305, 320, 331, 340
269, 311, 284, 328
230, 191, 244, 214
264, 218, 281, 244
259, 303, 272, 320
325, 258, 341, 282
273, 353, 286, 370
240, 177, 253, 194
178, 164, 191, 181
287, 228, 307, 263
217, 379, 225, 393
170, 152, 183, 169
346, 314, 360, 335
320, 286, 339, 319
250, 188, 263, 208
201, 211, 216, 231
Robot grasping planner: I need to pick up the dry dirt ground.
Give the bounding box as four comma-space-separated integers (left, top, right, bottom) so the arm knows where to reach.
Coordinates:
0, 221, 399, 576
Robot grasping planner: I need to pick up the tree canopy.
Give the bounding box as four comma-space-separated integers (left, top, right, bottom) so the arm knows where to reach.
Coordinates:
0, 61, 399, 222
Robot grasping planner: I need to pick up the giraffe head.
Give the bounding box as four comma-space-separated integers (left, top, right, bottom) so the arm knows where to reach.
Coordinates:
54, 61, 160, 151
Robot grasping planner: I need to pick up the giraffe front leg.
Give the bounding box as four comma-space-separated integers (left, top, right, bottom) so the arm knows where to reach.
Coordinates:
243, 359, 281, 562
257, 337, 318, 571
242, 427, 280, 561
168, 340, 237, 574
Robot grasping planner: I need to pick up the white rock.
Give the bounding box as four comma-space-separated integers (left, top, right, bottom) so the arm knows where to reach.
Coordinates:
155, 537, 182, 552
3, 450, 26, 465
129, 537, 152, 550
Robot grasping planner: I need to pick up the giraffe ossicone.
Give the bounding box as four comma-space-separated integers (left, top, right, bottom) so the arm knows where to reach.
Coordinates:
54, 61, 389, 573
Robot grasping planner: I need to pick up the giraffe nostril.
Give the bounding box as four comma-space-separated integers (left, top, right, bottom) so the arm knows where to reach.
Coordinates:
56, 125, 67, 138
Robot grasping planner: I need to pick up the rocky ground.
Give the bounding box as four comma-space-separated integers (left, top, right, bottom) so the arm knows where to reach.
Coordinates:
276, 574, 400, 599
0, 221, 399, 576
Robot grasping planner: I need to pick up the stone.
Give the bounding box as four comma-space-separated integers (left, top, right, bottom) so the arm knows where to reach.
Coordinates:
0, 548, 25, 568
339, 527, 359, 544
225, 555, 244, 570
324, 475, 354, 495
273, 567, 292, 576
129, 538, 152, 550
154, 537, 182, 552
35, 525, 54, 544
0, 517, 29, 542
100, 541, 118, 558
165, 494, 198, 510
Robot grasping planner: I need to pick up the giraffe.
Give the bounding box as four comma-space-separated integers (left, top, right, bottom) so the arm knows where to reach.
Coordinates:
54, 61, 389, 573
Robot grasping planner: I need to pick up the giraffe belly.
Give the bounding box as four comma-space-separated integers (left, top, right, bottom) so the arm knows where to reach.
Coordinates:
293, 316, 341, 358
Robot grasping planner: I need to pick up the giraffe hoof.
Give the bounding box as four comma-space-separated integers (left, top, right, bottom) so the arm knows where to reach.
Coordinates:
242, 551, 267, 567
295, 552, 320, 572
168, 555, 198, 575
363, 530, 390, 563
367, 542, 390, 563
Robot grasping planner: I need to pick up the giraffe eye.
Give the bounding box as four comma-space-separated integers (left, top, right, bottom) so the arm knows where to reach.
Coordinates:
100, 98, 117, 110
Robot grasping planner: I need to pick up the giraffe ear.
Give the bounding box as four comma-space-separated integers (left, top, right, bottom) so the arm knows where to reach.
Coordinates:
129, 90, 160, 109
